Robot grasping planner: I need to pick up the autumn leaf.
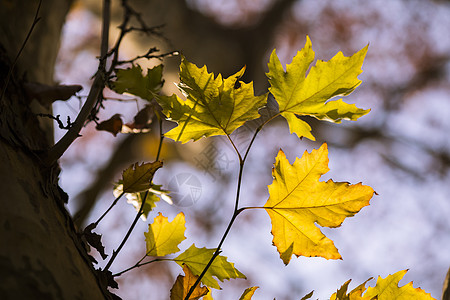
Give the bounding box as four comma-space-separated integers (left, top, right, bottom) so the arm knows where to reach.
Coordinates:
330, 278, 373, 300
122, 161, 163, 193
202, 289, 214, 300
170, 264, 209, 300
264, 143, 374, 264
83, 223, 107, 260
148, 184, 173, 205
300, 291, 314, 300
125, 191, 159, 221
239, 286, 259, 300
267, 36, 369, 140
114, 182, 171, 221
363, 270, 436, 300
122, 102, 160, 133
157, 56, 267, 143
113, 64, 163, 101
96, 269, 118, 289
96, 114, 123, 136
144, 212, 186, 257
174, 244, 246, 289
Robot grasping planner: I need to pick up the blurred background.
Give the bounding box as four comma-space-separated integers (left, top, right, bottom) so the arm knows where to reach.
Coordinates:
53, 0, 450, 299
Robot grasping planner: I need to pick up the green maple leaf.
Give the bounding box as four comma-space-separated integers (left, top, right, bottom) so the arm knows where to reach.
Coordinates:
157, 57, 267, 143
113, 64, 163, 101
264, 143, 374, 264
174, 244, 246, 289
144, 212, 186, 257
363, 270, 436, 300
267, 36, 369, 140
122, 161, 162, 193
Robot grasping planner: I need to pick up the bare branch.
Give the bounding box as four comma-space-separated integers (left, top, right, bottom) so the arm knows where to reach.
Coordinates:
44, 0, 111, 165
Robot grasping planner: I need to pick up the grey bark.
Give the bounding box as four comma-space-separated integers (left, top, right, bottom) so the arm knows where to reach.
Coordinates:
443, 267, 450, 300
0, 1, 108, 299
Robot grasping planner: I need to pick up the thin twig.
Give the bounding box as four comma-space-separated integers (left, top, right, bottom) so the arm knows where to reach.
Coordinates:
107, 2, 130, 74
37, 114, 75, 130
93, 192, 125, 227
155, 113, 164, 161
120, 0, 165, 39
109, 115, 164, 275
117, 49, 179, 65
86, 0, 169, 124
107, 1, 167, 74
0, 0, 41, 102
185, 108, 278, 298
185, 160, 246, 299
104, 190, 149, 271
112, 257, 173, 277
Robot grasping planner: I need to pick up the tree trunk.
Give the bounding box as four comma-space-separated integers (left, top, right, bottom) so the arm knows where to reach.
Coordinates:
0, 1, 108, 299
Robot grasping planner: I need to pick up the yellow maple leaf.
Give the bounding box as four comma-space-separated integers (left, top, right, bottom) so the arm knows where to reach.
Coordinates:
202, 288, 214, 300
267, 36, 369, 140
239, 286, 259, 300
170, 264, 209, 300
144, 212, 186, 256
330, 278, 373, 300
264, 143, 374, 264
363, 270, 436, 300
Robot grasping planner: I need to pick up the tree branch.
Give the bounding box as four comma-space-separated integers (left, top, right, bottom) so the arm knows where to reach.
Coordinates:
43, 0, 111, 166
443, 267, 450, 300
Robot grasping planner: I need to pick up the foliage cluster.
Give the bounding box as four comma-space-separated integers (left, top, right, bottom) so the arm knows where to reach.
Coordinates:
84, 34, 435, 299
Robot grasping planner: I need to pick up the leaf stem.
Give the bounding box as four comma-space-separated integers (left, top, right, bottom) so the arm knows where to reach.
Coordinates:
242, 108, 280, 161
104, 190, 149, 271
112, 257, 173, 277
242, 126, 261, 162
226, 134, 243, 164
93, 191, 125, 227
155, 112, 164, 161
237, 206, 266, 212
